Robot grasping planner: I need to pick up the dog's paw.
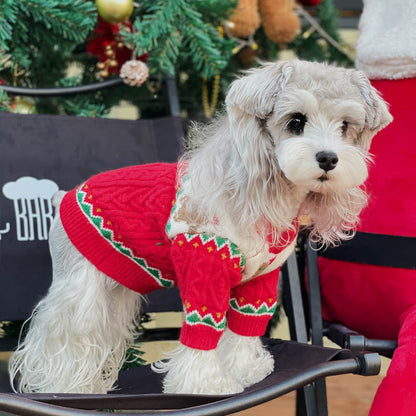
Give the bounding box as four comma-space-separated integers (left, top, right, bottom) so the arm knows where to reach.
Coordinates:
152, 344, 244, 395
217, 328, 274, 388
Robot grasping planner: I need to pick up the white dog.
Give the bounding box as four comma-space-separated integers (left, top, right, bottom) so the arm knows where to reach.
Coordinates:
10, 60, 392, 395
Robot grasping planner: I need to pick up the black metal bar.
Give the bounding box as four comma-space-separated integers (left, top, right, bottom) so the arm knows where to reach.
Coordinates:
282, 253, 308, 343
282, 252, 318, 416
327, 323, 397, 359
1, 79, 124, 97
306, 244, 324, 347
165, 76, 181, 118
0, 359, 360, 416
306, 243, 328, 416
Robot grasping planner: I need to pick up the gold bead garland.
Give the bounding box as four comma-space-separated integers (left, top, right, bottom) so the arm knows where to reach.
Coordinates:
202, 74, 221, 119
97, 44, 118, 78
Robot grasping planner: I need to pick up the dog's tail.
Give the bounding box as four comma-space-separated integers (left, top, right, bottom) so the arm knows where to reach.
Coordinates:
51, 190, 66, 208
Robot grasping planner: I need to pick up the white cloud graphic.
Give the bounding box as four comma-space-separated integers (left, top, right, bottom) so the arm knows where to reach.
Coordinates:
3, 177, 59, 200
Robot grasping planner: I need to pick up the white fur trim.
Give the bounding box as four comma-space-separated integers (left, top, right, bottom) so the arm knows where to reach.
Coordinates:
356, 0, 416, 80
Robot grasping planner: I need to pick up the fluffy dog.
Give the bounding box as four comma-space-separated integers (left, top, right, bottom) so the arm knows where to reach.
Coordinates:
10, 60, 392, 395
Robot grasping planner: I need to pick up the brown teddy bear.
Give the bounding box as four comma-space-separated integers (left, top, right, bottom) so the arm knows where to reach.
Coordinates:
227, 0, 301, 44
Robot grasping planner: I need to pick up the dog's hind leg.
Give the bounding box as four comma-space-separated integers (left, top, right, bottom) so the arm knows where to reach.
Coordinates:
9, 211, 142, 393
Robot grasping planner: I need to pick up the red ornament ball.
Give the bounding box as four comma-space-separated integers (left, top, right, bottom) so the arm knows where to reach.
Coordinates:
298, 0, 322, 6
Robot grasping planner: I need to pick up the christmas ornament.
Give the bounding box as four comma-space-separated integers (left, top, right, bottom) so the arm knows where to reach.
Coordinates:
297, 0, 322, 6
95, 0, 134, 24
87, 18, 147, 79
10, 97, 36, 114
120, 60, 149, 87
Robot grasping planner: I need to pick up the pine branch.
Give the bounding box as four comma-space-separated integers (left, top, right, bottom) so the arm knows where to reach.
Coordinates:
182, 6, 229, 78
0, 1, 18, 52
17, 0, 97, 44
121, 344, 146, 371
56, 75, 109, 117
127, 0, 182, 54
148, 29, 180, 76
123, 0, 235, 78
0, 89, 11, 112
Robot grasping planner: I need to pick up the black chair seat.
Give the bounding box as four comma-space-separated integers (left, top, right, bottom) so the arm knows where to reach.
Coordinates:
0, 339, 379, 415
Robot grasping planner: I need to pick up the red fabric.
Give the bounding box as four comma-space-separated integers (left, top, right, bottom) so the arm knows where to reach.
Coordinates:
60, 163, 177, 293
319, 78, 416, 415
370, 305, 416, 416
358, 78, 416, 237
228, 270, 280, 336
171, 234, 242, 349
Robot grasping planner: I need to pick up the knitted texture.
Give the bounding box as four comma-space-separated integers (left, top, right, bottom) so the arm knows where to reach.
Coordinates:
228, 270, 279, 337
60, 163, 178, 293
171, 233, 244, 349
60, 163, 298, 350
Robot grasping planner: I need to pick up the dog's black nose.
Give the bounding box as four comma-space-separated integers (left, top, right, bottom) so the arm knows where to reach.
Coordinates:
316, 151, 338, 172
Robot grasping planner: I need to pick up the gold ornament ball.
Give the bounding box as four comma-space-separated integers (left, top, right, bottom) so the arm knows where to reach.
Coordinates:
96, 0, 133, 24
105, 49, 115, 58
100, 69, 110, 78
11, 97, 37, 114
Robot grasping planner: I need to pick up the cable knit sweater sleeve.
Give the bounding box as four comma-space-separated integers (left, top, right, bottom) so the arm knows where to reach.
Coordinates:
170, 233, 245, 350
228, 270, 280, 337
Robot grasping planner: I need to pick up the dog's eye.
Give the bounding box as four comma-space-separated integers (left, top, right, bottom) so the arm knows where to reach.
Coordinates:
287, 113, 307, 135
341, 121, 349, 135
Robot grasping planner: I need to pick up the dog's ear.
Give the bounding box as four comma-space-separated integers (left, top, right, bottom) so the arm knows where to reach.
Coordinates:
224, 62, 294, 212
350, 70, 393, 150
225, 61, 294, 120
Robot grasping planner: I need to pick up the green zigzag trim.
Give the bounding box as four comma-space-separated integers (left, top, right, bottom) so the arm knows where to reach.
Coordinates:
183, 233, 245, 269
185, 310, 226, 331
229, 298, 277, 316
76, 185, 174, 288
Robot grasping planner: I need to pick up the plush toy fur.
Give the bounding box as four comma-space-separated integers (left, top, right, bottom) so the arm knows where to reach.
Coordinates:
228, 0, 300, 43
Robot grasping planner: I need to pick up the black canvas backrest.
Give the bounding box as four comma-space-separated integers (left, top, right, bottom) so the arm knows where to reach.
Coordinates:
0, 113, 184, 321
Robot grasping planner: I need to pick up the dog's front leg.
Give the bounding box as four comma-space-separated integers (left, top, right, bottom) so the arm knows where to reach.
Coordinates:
217, 328, 274, 388
154, 233, 245, 394
153, 344, 244, 394
216, 270, 280, 388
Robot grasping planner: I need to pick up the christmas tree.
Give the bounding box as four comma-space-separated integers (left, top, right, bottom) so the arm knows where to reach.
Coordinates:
0, 0, 353, 120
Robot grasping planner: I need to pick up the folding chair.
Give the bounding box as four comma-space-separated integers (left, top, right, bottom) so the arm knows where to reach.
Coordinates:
307, 234, 402, 357
287, 233, 403, 416
0, 81, 381, 415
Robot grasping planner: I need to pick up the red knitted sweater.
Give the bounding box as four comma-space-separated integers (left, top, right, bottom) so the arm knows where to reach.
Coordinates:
60, 163, 298, 350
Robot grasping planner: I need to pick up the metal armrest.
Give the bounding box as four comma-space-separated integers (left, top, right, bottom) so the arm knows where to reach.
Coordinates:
326, 322, 397, 358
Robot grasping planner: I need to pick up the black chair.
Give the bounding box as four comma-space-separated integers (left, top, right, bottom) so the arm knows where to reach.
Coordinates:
287, 233, 403, 416
307, 234, 403, 358
0, 81, 381, 415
